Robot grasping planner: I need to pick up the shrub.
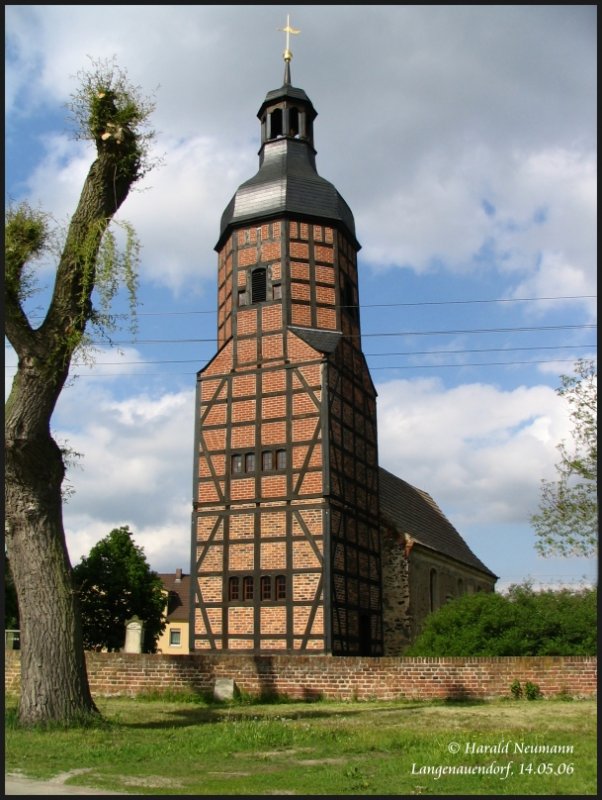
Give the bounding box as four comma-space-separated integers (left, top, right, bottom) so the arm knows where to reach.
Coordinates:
405, 584, 596, 657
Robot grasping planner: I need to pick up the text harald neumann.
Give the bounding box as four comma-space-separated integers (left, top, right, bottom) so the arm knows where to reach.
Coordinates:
465, 741, 574, 755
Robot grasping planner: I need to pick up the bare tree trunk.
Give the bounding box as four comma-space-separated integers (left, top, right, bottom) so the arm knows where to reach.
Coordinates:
5, 360, 97, 723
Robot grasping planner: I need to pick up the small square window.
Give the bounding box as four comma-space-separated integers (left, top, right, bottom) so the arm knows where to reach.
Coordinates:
169, 628, 181, 646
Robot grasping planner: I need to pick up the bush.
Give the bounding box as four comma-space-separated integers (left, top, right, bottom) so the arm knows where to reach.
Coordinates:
405, 584, 596, 657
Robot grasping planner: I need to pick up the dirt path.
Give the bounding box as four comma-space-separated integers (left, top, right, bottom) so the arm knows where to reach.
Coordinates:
5, 771, 127, 795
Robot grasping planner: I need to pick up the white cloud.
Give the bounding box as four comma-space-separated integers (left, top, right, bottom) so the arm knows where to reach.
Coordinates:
376, 377, 571, 529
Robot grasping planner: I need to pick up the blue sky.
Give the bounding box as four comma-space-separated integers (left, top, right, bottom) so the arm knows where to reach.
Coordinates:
5, 5, 597, 589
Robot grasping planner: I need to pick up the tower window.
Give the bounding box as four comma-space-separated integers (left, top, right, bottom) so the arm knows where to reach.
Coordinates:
262, 451, 273, 471
243, 576, 254, 601
260, 576, 272, 601
251, 268, 267, 303
231, 454, 243, 474
270, 108, 283, 138
275, 575, 287, 600
228, 577, 240, 601
245, 452, 255, 473
276, 449, 287, 470
289, 107, 299, 137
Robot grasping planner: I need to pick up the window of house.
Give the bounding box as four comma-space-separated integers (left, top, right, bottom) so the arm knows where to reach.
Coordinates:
251, 268, 267, 303
243, 576, 254, 600
245, 452, 255, 473
231, 454, 243, 474
276, 449, 287, 470
272, 283, 282, 300
228, 576, 240, 601
169, 628, 181, 647
238, 289, 247, 307
260, 575, 272, 601
275, 575, 287, 600
262, 451, 273, 471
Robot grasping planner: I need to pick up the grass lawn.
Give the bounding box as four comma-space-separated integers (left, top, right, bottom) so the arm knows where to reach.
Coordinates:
4, 693, 597, 795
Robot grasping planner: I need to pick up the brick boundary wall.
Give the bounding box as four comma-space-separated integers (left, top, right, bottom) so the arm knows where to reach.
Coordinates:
5, 652, 596, 701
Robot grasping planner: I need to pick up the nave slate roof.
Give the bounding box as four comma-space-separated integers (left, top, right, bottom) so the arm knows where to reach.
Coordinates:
379, 467, 498, 578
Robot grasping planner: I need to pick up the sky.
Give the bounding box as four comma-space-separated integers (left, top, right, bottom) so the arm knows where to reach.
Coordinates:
5, 5, 597, 591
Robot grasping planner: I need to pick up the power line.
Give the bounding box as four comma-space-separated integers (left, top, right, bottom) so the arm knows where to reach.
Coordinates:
68, 322, 594, 347
26, 293, 596, 320
7, 343, 594, 370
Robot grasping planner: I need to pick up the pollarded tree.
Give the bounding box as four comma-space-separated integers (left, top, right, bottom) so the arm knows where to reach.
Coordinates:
531, 359, 597, 558
4, 58, 156, 725
72, 526, 166, 653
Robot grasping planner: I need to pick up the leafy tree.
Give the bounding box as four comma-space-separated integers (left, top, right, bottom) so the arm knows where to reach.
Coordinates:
72, 526, 166, 653
4, 58, 156, 725
405, 583, 597, 656
531, 359, 597, 558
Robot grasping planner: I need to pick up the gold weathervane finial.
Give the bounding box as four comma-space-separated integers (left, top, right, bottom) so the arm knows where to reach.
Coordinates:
278, 14, 300, 62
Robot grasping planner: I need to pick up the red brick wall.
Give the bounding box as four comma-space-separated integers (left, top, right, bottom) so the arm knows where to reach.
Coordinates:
5, 652, 596, 701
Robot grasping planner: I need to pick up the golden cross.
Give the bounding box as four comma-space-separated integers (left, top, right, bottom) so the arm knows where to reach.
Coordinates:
278, 14, 300, 61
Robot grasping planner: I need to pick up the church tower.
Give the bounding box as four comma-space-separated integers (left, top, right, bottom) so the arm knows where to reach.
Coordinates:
191, 31, 383, 655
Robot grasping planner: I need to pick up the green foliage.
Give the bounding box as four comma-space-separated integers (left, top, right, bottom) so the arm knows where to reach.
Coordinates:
524, 681, 543, 700
406, 583, 597, 656
4, 203, 50, 303
68, 56, 157, 183
509, 679, 523, 700
509, 680, 543, 701
72, 526, 166, 653
531, 359, 597, 558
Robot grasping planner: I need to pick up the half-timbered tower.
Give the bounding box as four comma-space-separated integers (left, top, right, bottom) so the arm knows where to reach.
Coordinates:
191, 49, 383, 655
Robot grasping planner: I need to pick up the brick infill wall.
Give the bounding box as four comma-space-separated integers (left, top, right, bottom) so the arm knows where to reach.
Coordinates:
5, 652, 596, 700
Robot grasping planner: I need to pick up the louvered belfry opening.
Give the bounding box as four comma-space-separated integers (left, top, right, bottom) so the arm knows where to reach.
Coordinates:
251, 267, 267, 303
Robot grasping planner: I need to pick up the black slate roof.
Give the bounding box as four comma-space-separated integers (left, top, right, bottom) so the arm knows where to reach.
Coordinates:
217, 138, 358, 250
289, 326, 342, 354
379, 467, 497, 578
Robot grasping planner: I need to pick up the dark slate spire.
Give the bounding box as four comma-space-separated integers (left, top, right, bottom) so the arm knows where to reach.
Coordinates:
215, 17, 359, 251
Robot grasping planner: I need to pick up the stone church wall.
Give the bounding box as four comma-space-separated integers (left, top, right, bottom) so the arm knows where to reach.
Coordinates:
381, 533, 497, 654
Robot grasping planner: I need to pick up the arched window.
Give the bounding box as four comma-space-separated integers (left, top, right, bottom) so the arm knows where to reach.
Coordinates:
270, 108, 283, 138
289, 107, 299, 136
275, 575, 287, 600
429, 569, 438, 612
260, 575, 272, 601
243, 576, 254, 601
251, 268, 267, 304
228, 576, 240, 601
